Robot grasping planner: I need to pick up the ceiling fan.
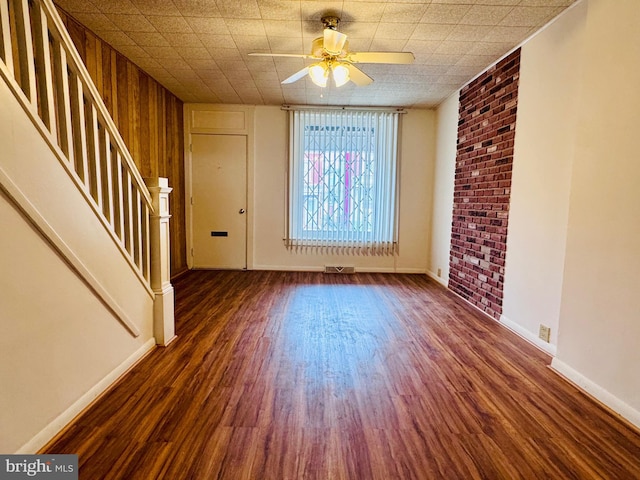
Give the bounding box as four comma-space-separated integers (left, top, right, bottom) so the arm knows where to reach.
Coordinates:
249, 16, 415, 88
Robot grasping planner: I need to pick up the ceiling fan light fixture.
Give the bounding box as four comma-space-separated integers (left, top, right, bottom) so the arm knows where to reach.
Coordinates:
332, 62, 350, 87
309, 62, 329, 87
250, 15, 415, 89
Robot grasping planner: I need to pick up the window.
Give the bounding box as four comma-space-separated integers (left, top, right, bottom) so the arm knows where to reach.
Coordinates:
286, 108, 400, 254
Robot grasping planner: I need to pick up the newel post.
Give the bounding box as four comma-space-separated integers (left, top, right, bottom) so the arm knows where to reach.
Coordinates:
145, 177, 176, 346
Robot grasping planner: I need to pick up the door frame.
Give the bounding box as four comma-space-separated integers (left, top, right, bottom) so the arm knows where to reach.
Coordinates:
184, 104, 255, 270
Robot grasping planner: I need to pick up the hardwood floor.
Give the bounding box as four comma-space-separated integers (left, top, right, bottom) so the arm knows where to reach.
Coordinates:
45, 270, 640, 479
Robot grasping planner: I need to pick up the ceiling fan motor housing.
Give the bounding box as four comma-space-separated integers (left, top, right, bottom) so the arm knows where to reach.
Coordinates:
311, 37, 324, 57
311, 37, 349, 58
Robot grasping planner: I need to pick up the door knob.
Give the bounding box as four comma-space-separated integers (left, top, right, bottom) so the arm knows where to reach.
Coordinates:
239, 208, 246, 214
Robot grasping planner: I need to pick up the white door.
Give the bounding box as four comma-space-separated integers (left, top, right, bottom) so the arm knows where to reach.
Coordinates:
191, 134, 247, 269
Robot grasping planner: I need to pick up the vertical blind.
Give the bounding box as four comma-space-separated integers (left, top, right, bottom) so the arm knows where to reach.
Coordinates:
286, 108, 400, 254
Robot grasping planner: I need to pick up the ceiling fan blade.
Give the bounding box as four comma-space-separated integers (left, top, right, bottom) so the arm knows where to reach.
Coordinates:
248, 52, 314, 59
347, 52, 415, 64
282, 67, 310, 84
345, 64, 373, 86
323, 29, 348, 56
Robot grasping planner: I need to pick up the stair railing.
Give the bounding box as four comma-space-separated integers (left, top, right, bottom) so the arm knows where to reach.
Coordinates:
0, 0, 153, 289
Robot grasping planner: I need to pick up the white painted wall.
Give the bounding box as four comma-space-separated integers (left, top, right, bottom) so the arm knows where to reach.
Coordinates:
0, 76, 155, 453
428, 93, 458, 286
501, 2, 587, 354
252, 106, 435, 273
551, 0, 640, 425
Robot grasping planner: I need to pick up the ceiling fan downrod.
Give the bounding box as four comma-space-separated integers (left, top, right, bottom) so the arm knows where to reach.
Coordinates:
321, 16, 340, 31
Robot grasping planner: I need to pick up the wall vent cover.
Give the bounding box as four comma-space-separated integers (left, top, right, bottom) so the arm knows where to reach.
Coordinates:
324, 266, 356, 274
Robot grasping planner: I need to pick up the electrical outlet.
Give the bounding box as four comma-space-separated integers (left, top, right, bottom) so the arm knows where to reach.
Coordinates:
539, 324, 551, 343
437, 268, 442, 277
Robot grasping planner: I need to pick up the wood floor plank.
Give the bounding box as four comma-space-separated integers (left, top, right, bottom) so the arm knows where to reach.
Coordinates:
43, 270, 640, 478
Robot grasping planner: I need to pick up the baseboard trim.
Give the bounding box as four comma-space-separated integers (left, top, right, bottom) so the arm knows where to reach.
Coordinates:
251, 265, 324, 272
447, 290, 554, 358
425, 270, 448, 287
251, 265, 426, 274
170, 267, 190, 282
550, 358, 640, 432
19, 338, 156, 454
500, 314, 557, 356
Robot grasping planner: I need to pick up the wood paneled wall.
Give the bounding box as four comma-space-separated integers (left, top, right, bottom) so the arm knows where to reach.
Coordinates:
57, 9, 187, 277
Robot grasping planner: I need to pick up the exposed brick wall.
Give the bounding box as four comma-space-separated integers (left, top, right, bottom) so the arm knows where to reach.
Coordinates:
449, 49, 521, 320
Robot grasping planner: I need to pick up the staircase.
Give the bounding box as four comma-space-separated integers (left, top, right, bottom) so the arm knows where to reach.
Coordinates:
0, 0, 174, 453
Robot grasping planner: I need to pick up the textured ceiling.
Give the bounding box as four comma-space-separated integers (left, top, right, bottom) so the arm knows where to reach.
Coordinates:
54, 0, 577, 108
